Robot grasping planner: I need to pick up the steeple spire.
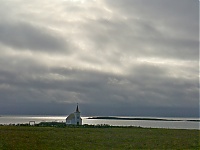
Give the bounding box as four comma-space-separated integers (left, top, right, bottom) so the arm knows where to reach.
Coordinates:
76, 103, 80, 112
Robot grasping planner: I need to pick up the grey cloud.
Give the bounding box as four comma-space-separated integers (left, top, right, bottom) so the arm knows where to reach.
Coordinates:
105, 0, 198, 23
0, 0, 198, 117
100, 0, 199, 60
0, 22, 68, 52
0, 61, 198, 112
75, 13, 198, 62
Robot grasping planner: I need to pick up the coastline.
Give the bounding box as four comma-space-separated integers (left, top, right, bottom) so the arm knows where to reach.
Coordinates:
87, 116, 200, 122
0, 115, 199, 130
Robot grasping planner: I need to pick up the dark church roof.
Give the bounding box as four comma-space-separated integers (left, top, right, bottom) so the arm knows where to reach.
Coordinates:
76, 103, 80, 113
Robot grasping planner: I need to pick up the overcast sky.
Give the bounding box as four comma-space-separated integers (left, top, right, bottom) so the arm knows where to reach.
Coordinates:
0, 0, 199, 117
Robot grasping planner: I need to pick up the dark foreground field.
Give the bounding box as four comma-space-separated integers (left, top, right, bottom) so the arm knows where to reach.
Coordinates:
0, 126, 199, 150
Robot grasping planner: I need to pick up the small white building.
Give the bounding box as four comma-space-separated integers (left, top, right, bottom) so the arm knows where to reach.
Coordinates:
66, 104, 82, 125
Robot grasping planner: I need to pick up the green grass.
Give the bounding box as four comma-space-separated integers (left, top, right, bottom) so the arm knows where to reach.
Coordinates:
0, 126, 199, 150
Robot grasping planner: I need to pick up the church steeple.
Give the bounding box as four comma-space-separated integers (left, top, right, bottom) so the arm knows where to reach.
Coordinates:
76, 103, 80, 113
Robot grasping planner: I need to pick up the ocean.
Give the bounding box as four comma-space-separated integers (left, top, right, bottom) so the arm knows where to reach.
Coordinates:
0, 115, 199, 130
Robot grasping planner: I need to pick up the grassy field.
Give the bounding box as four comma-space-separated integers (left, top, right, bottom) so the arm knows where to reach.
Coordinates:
0, 126, 199, 150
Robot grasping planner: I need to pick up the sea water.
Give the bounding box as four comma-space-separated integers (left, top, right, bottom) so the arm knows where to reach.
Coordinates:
0, 115, 199, 130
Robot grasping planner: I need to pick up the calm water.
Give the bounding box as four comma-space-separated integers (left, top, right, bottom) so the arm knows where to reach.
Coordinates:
0, 115, 199, 130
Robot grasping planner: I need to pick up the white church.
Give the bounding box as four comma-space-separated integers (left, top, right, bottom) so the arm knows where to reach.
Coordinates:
66, 104, 82, 125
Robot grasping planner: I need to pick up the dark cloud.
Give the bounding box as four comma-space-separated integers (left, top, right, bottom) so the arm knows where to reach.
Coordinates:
102, 0, 199, 60
0, 22, 68, 52
0, 64, 198, 116
0, 0, 198, 117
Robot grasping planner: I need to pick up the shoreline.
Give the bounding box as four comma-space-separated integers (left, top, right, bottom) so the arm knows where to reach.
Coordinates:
87, 116, 200, 122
